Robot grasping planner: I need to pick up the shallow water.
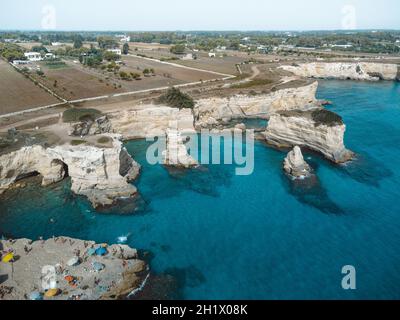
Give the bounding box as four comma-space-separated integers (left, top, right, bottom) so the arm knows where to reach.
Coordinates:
1, 80, 399, 299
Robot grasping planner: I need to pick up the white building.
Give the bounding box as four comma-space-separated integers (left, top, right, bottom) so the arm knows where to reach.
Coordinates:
116, 35, 130, 43
24, 52, 43, 62
45, 53, 56, 59
51, 42, 62, 46
12, 60, 30, 66
107, 48, 122, 55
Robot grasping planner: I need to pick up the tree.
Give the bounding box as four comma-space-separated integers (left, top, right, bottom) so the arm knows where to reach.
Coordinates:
170, 44, 186, 55
122, 42, 129, 55
157, 87, 195, 109
73, 38, 83, 49
103, 51, 120, 62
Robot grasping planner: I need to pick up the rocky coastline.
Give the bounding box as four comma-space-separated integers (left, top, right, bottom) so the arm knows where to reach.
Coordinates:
0, 237, 147, 300
0, 70, 381, 300
265, 108, 354, 163
281, 62, 399, 81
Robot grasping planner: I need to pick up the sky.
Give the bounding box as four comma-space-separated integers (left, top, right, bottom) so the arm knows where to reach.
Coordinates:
0, 0, 399, 31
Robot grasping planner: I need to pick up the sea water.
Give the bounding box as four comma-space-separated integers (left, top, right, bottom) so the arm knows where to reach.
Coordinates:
0, 80, 399, 299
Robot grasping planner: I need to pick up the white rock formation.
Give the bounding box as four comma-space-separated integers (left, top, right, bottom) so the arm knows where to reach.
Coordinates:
163, 129, 198, 168
109, 105, 195, 139
0, 237, 147, 300
281, 62, 399, 81
0, 135, 140, 208
283, 146, 312, 178
194, 82, 318, 128
265, 109, 354, 163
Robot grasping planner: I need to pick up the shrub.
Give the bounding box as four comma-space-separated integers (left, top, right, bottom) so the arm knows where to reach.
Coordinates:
157, 87, 195, 109
63, 108, 101, 123
97, 136, 111, 144
70, 140, 86, 146
311, 109, 343, 127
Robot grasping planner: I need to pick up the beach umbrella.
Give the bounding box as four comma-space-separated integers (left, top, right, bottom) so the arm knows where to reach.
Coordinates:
44, 288, 60, 298
1, 252, 14, 263
87, 248, 96, 256
29, 291, 43, 301
92, 262, 105, 272
95, 247, 108, 256
67, 257, 80, 267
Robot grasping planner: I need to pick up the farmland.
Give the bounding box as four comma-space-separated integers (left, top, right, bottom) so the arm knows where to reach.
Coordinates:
0, 59, 59, 115
30, 61, 125, 100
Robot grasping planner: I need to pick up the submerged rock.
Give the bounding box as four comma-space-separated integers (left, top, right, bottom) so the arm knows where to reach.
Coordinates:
283, 146, 312, 179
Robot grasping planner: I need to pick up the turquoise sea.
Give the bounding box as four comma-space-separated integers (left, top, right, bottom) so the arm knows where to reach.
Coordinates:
1, 80, 399, 299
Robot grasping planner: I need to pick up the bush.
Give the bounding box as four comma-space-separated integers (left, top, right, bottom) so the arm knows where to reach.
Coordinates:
157, 87, 195, 109
97, 136, 111, 144
70, 140, 86, 146
63, 108, 102, 123
311, 109, 343, 127
170, 44, 186, 55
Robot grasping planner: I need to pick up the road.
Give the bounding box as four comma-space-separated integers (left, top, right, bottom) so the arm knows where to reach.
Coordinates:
0, 55, 236, 120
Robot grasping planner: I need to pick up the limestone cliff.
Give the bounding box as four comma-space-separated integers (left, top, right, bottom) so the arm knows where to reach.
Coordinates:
109, 105, 195, 139
283, 146, 312, 178
265, 109, 354, 163
194, 82, 318, 129
163, 129, 198, 168
281, 62, 399, 81
0, 135, 140, 208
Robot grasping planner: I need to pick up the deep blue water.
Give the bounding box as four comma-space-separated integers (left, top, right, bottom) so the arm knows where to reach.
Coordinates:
1, 80, 400, 300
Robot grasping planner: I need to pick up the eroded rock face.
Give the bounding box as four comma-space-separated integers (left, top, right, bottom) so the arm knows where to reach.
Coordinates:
0, 135, 141, 208
0, 145, 66, 192
109, 106, 195, 139
69, 116, 112, 137
281, 62, 399, 81
265, 109, 354, 163
283, 146, 312, 178
194, 82, 318, 129
163, 129, 198, 168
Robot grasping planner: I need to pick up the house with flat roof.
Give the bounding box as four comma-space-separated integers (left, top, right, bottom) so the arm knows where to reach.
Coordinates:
24, 52, 43, 62
107, 48, 122, 55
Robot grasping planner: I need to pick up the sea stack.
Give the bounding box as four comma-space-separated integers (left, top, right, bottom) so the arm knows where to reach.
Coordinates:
283, 146, 312, 179
163, 129, 198, 168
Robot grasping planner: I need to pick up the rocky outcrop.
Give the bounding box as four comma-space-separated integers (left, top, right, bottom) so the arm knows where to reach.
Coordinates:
0, 237, 147, 300
163, 129, 198, 168
281, 62, 399, 81
109, 105, 195, 139
0, 135, 140, 208
194, 82, 318, 129
265, 108, 354, 163
69, 116, 112, 137
283, 146, 312, 178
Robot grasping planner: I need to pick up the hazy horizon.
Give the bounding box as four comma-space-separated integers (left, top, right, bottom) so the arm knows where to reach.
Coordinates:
1, 0, 399, 31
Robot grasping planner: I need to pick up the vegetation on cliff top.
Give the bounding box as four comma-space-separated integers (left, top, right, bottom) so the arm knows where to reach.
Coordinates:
63, 108, 102, 123
311, 109, 343, 127
157, 87, 195, 109
279, 108, 343, 127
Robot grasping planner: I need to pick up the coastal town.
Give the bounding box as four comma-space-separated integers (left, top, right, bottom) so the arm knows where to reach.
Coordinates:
0, 28, 399, 301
